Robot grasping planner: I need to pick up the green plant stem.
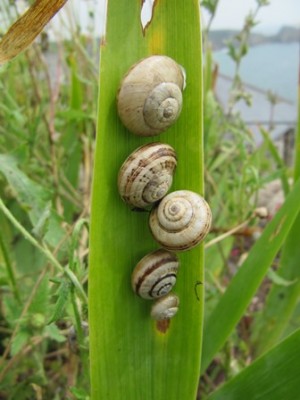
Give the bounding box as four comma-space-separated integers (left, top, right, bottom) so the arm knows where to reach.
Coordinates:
71, 289, 84, 343
70, 287, 89, 373
205, 217, 252, 249
0, 197, 87, 304
0, 233, 21, 303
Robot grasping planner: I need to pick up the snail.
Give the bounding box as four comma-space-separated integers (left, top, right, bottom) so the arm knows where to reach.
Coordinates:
117, 55, 186, 136
149, 190, 212, 251
131, 248, 179, 300
150, 293, 179, 321
118, 142, 177, 208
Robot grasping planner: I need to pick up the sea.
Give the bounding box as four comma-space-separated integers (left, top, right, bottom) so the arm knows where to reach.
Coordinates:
213, 42, 299, 104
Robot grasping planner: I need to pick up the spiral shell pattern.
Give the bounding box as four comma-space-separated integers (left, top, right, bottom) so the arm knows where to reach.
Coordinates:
117, 55, 185, 136
149, 190, 212, 251
150, 294, 180, 321
131, 249, 179, 300
118, 143, 177, 209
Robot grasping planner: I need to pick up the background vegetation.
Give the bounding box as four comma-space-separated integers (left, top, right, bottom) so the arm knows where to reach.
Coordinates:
0, 0, 299, 399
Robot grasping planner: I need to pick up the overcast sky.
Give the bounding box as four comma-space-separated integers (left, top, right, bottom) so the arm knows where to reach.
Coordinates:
201, 0, 300, 34
49, 0, 299, 39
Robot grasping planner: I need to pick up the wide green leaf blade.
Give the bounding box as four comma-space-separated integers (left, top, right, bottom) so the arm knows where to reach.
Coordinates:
89, 1, 204, 399
201, 177, 300, 372
207, 328, 300, 400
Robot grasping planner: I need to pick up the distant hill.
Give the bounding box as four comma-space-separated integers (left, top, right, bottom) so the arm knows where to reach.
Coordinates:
274, 26, 300, 43
208, 26, 300, 50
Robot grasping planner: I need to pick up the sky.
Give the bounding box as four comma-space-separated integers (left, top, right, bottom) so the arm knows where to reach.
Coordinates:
9, 0, 297, 40
201, 0, 300, 34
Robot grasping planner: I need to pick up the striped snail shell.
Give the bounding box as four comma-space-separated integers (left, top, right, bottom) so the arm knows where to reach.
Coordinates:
150, 293, 180, 321
117, 55, 185, 136
118, 142, 177, 209
131, 249, 179, 300
149, 190, 212, 251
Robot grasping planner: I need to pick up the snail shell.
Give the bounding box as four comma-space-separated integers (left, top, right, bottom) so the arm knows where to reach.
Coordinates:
118, 142, 177, 209
150, 294, 179, 321
149, 190, 212, 251
131, 249, 179, 300
117, 55, 185, 136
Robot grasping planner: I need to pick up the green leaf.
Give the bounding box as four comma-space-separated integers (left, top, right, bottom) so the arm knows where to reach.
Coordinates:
27, 274, 49, 315
3, 295, 23, 326
48, 279, 71, 324
267, 268, 297, 287
89, 1, 204, 399
201, 177, 300, 372
0, 154, 51, 217
45, 323, 66, 343
68, 218, 89, 271
227, 42, 239, 63
260, 128, 290, 196
207, 329, 300, 400
31, 203, 51, 239
69, 386, 90, 400
0, 154, 65, 248
11, 329, 30, 356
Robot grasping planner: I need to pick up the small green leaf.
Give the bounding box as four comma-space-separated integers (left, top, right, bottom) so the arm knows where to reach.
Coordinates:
28, 274, 49, 315
56, 109, 94, 122
11, 329, 30, 356
68, 218, 89, 271
240, 42, 249, 57
267, 268, 297, 287
45, 323, 66, 343
69, 386, 90, 400
31, 204, 51, 239
48, 280, 71, 324
227, 42, 239, 62
3, 295, 23, 326
0, 154, 65, 248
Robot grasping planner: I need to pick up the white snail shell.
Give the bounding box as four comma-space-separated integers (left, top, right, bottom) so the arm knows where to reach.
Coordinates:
117, 55, 185, 136
131, 249, 179, 300
118, 142, 177, 208
150, 293, 179, 320
149, 190, 212, 251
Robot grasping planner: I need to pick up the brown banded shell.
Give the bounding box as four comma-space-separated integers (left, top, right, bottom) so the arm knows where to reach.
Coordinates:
150, 294, 179, 321
118, 142, 177, 209
149, 190, 212, 251
131, 249, 179, 300
117, 55, 185, 136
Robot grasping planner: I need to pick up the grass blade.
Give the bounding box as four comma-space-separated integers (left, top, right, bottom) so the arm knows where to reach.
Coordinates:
259, 127, 290, 196
0, 0, 67, 63
201, 177, 300, 373
207, 328, 300, 400
251, 57, 300, 356
89, 1, 204, 399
